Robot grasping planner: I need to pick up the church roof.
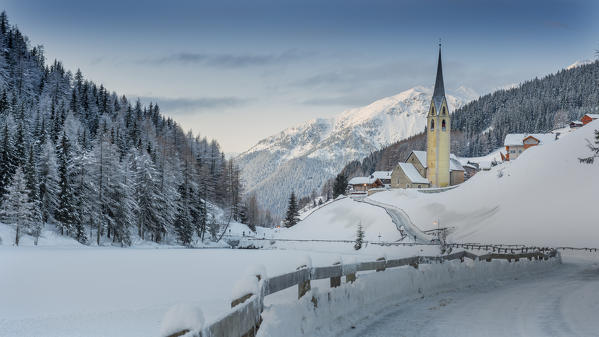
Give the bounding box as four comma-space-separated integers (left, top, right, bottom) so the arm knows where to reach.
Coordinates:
410, 150, 428, 168
432, 45, 446, 113
397, 163, 430, 184
408, 150, 463, 171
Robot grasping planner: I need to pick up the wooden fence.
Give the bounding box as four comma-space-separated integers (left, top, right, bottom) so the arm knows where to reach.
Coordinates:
165, 247, 558, 337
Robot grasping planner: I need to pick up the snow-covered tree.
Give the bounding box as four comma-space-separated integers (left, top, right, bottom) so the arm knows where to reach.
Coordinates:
1, 167, 34, 245
284, 192, 299, 228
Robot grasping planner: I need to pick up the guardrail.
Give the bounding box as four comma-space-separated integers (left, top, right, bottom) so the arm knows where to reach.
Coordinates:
165, 247, 558, 337
447, 243, 598, 254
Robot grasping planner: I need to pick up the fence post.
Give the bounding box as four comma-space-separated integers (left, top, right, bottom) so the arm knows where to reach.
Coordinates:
376, 257, 386, 272
297, 265, 311, 299
330, 261, 341, 288
410, 257, 419, 269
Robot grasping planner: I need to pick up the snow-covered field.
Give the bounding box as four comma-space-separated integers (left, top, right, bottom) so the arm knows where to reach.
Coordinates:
369, 120, 599, 247
0, 243, 439, 337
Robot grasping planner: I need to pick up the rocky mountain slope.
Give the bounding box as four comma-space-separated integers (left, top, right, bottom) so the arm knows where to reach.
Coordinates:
237, 86, 474, 217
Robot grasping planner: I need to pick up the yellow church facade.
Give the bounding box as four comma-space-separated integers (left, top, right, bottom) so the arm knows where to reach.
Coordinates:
391, 45, 464, 189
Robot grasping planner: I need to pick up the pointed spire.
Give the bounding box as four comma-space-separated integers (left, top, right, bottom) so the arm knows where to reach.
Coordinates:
433, 43, 445, 100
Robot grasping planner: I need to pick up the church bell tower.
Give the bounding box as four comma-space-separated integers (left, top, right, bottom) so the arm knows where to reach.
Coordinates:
426, 44, 450, 187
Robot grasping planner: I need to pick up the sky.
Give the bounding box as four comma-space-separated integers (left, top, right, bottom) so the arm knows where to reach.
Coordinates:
2, 0, 598, 153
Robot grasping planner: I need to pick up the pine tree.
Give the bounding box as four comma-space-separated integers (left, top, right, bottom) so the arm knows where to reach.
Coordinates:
284, 192, 299, 228
1, 167, 33, 245
55, 132, 76, 236
0, 123, 14, 197
38, 137, 59, 224
333, 173, 348, 198
354, 223, 364, 250
24, 146, 42, 244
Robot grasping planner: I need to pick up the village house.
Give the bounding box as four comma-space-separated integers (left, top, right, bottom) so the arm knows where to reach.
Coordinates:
570, 120, 583, 128
463, 162, 479, 180
370, 171, 392, 187
581, 113, 599, 125
503, 133, 556, 161
348, 176, 384, 194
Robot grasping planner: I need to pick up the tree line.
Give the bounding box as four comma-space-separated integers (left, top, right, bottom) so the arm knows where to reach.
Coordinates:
0, 11, 257, 247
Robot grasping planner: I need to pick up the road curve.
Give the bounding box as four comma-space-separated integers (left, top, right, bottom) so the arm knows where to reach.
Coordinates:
360, 198, 432, 243
343, 254, 599, 337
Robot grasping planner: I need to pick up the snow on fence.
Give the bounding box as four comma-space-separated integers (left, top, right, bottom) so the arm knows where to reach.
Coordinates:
163, 247, 558, 337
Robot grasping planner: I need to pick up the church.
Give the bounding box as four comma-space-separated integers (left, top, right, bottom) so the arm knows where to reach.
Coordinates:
391, 46, 464, 189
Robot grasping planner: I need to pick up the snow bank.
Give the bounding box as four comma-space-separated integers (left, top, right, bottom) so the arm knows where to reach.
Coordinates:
231, 276, 260, 301
276, 197, 403, 242
160, 304, 204, 337
0, 223, 83, 247
369, 121, 599, 247
258, 257, 559, 337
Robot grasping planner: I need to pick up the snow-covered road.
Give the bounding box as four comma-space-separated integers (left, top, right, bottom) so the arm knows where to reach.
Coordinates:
344, 253, 599, 337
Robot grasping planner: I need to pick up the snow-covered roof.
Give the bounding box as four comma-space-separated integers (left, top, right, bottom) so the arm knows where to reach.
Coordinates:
397, 163, 430, 184
410, 151, 462, 171
584, 114, 599, 119
504, 133, 556, 146
478, 161, 493, 170
410, 150, 428, 168
371, 171, 392, 180
348, 176, 377, 185
571, 120, 583, 125
450, 154, 464, 171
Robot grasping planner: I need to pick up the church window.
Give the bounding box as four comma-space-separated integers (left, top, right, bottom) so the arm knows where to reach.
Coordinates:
442, 107, 446, 115
431, 119, 435, 130
442, 119, 446, 131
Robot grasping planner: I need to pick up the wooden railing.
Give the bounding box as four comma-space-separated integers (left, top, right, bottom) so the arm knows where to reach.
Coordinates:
165, 247, 558, 337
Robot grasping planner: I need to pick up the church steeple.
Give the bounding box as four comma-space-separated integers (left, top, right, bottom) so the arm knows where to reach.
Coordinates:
426, 43, 451, 187
432, 44, 445, 113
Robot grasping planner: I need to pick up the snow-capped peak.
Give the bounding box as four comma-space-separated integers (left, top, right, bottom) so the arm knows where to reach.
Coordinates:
236, 86, 475, 216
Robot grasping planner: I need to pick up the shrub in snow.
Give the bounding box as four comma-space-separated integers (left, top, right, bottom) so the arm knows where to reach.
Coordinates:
160, 303, 204, 337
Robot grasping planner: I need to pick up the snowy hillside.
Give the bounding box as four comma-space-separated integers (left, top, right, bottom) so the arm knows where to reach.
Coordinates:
369, 120, 599, 247
238, 86, 474, 216
276, 197, 403, 242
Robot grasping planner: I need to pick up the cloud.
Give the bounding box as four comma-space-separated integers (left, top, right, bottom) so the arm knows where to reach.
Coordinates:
300, 95, 371, 107
544, 21, 569, 30
136, 96, 250, 114
142, 49, 309, 68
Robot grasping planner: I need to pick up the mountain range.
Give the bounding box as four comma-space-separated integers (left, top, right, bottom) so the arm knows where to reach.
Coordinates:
236, 86, 476, 217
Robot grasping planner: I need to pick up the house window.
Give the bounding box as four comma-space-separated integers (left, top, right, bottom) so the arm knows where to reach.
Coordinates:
442, 119, 446, 131
510, 150, 515, 154
417, 184, 421, 188
431, 119, 435, 130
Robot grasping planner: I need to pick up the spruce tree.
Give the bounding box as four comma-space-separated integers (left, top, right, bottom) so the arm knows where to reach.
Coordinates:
0, 123, 14, 197
55, 132, 76, 236
284, 192, 299, 228
1, 167, 33, 246
354, 223, 364, 250
24, 146, 42, 244
333, 173, 348, 198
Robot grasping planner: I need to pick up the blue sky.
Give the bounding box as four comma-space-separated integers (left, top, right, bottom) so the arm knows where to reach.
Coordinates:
2, 0, 598, 152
